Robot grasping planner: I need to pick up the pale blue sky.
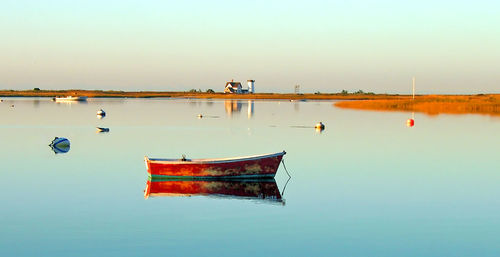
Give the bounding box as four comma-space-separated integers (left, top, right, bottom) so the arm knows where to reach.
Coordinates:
1, 0, 499, 93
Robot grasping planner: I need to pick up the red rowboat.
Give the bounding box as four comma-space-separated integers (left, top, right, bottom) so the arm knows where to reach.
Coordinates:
144, 179, 283, 203
145, 151, 286, 179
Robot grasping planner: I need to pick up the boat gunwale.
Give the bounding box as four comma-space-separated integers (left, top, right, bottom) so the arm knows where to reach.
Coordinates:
146, 151, 285, 165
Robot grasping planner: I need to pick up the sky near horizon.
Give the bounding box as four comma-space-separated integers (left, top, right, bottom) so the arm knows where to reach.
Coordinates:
1, 0, 499, 94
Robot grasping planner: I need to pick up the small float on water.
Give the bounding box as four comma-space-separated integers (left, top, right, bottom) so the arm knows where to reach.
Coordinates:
315, 122, 325, 132
145, 151, 286, 179
96, 127, 110, 133
407, 112, 415, 127
49, 137, 70, 154
407, 118, 415, 127
53, 96, 88, 102
97, 109, 106, 117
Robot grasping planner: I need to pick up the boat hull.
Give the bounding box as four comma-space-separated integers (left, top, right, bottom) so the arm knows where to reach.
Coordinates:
49, 137, 70, 154
145, 151, 285, 178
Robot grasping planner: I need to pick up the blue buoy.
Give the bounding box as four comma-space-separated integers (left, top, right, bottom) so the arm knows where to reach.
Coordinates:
49, 137, 70, 154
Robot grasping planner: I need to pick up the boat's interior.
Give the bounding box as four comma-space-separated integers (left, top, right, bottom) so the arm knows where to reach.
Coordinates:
147, 151, 285, 164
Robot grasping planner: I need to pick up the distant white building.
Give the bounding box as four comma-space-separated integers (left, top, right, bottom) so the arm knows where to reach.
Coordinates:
224, 79, 255, 94
224, 80, 243, 93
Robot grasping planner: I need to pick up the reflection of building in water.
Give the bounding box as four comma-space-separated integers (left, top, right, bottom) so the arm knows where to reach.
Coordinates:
247, 100, 254, 118
224, 100, 254, 118
225, 100, 242, 115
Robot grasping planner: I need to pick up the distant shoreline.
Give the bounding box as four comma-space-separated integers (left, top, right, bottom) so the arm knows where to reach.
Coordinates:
0, 89, 496, 100
0, 89, 399, 100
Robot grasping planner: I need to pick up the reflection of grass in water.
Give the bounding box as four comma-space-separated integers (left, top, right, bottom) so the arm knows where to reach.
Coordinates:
335, 94, 500, 116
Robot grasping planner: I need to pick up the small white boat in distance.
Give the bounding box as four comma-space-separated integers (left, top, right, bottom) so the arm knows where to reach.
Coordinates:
97, 109, 106, 116
54, 96, 88, 102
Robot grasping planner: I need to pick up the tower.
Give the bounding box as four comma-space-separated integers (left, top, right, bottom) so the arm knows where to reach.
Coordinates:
247, 80, 255, 94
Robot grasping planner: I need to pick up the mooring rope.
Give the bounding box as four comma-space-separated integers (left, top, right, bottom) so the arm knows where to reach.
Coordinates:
280, 159, 292, 196
282, 159, 291, 179
281, 176, 291, 197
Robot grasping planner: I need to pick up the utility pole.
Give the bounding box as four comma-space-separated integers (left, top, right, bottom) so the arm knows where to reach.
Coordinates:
412, 77, 416, 100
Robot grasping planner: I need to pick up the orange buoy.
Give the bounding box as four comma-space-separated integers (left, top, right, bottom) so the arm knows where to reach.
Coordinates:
406, 119, 415, 127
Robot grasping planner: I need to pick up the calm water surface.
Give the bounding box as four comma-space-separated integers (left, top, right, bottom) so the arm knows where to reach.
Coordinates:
1, 98, 499, 257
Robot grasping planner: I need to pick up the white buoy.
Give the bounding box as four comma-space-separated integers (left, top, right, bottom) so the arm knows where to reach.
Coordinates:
96, 127, 110, 132
315, 122, 325, 131
197, 114, 203, 119
97, 109, 106, 116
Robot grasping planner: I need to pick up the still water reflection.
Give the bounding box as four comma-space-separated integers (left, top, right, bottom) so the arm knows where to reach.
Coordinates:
145, 178, 284, 204
1, 97, 499, 257
224, 100, 254, 118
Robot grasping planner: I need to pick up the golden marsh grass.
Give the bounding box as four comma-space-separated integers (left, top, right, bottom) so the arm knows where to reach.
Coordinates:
335, 94, 500, 116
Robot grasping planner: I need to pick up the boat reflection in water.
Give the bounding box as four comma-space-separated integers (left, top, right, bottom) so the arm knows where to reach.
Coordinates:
144, 178, 284, 205
224, 100, 254, 118
50, 144, 70, 154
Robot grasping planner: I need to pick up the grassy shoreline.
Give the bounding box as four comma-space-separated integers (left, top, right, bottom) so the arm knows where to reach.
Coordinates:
0, 89, 402, 100
335, 94, 500, 116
